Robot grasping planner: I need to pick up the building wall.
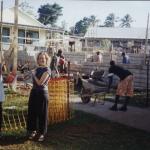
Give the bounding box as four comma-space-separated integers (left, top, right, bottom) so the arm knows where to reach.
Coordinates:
68, 52, 149, 90
83, 38, 150, 54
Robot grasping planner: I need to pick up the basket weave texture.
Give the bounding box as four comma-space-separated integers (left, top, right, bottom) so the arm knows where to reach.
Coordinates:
48, 77, 70, 124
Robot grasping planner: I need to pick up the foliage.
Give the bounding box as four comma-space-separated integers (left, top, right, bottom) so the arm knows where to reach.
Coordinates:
38, 3, 63, 26
120, 14, 133, 28
74, 15, 99, 35
104, 13, 118, 27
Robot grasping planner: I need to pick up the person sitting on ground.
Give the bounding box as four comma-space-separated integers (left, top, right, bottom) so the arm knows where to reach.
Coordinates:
108, 60, 134, 111
122, 52, 130, 64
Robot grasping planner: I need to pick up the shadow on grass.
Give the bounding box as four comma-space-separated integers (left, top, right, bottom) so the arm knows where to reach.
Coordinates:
0, 130, 27, 146
0, 111, 150, 150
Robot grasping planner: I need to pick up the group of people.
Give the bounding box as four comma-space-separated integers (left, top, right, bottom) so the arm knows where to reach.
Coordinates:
0, 49, 133, 142
92, 51, 130, 64
50, 49, 67, 77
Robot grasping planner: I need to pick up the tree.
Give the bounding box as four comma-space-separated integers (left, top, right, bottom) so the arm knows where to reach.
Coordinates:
74, 18, 88, 35
88, 15, 100, 27
120, 14, 133, 28
38, 3, 63, 26
74, 15, 99, 35
104, 13, 117, 27
19, 0, 35, 17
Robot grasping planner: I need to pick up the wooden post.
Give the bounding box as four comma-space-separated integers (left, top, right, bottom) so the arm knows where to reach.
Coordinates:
145, 13, 150, 106
145, 13, 149, 60
12, 0, 19, 74
146, 58, 149, 106
0, 0, 3, 73
67, 61, 70, 118
10, 0, 19, 91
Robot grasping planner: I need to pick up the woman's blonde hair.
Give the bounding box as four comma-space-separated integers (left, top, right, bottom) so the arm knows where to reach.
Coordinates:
36, 51, 51, 66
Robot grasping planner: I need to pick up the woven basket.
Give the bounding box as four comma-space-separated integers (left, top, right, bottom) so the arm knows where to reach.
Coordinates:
48, 77, 71, 124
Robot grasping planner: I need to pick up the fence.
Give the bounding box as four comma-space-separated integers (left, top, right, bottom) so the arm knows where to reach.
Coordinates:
2, 78, 74, 132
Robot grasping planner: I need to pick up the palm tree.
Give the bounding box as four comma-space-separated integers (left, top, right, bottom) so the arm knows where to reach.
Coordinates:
120, 14, 133, 28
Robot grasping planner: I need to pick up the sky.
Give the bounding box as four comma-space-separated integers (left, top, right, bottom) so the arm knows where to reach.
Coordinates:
2, 0, 150, 29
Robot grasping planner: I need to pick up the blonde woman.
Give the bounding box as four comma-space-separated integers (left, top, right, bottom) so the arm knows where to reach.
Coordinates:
27, 52, 51, 142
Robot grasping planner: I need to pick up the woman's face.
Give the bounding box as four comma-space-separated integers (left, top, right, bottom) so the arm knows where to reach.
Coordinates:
38, 54, 47, 66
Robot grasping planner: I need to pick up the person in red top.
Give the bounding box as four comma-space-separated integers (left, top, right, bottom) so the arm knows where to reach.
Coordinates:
108, 60, 134, 111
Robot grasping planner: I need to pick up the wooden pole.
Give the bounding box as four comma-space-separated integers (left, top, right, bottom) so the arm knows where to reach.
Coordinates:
0, 0, 3, 75
67, 61, 70, 118
10, 0, 18, 91
145, 13, 149, 60
12, 0, 18, 74
145, 13, 150, 106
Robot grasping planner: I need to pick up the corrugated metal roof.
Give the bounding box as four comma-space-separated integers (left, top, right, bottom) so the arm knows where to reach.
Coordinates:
84, 27, 149, 40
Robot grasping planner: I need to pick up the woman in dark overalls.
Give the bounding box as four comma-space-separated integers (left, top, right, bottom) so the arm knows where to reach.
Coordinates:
27, 52, 51, 142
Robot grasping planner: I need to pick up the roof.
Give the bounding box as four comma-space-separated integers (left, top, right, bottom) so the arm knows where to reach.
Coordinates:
1, 7, 46, 28
84, 27, 150, 40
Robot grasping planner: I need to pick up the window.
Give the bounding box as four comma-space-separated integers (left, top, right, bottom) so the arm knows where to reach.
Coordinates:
18, 29, 25, 44
26, 31, 39, 44
2, 27, 10, 36
2, 27, 10, 43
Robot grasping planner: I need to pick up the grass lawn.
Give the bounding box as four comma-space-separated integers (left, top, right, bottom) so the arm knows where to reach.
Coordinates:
0, 110, 150, 150
104, 91, 149, 108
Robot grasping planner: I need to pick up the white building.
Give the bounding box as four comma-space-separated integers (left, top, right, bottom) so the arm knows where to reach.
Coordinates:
0, 7, 64, 64
84, 27, 150, 53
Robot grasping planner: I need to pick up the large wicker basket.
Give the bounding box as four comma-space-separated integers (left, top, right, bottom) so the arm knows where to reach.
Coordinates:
48, 77, 71, 124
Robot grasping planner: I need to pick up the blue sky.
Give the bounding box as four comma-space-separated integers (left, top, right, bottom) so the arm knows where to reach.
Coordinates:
3, 0, 150, 29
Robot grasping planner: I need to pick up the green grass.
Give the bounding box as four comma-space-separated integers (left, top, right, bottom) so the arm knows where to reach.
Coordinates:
74, 88, 149, 108
104, 91, 148, 108
1, 89, 150, 149
4, 89, 28, 107
0, 110, 150, 150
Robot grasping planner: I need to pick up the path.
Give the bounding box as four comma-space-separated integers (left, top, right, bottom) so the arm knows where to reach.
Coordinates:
70, 96, 150, 132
